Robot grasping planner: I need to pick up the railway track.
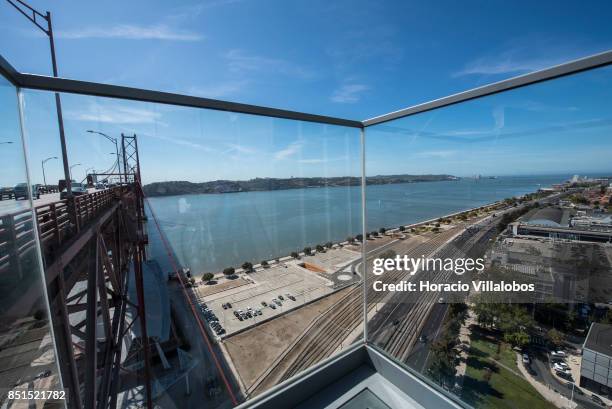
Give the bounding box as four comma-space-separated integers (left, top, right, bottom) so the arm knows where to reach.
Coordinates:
251, 226, 464, 394
383, 224, 496, 362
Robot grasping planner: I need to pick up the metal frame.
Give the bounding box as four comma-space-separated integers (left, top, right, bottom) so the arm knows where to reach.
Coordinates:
10, 71, 362, 128
2, 47, 612, 409
3, 50, 612, 129
363, 49, 612, 126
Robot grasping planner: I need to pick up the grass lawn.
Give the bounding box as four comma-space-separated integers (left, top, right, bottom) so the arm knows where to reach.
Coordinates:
462, 327, 554, 409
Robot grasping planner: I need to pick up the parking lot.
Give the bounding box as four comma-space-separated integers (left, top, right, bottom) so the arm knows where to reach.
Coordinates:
194, 245, 361, 337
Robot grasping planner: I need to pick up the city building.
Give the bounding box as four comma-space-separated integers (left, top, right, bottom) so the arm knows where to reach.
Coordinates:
581, 323, 612, 393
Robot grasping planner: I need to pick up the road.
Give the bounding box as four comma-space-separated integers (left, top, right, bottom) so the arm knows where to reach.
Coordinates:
0, 192, 61, 215
529, 352, 601, 409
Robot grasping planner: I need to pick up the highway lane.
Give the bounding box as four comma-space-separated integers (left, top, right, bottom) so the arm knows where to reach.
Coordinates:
0, 192, 61, 215
405, 302, 449, 372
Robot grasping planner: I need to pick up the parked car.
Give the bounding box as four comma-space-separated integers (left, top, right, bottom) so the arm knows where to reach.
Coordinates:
60, 182, 88, 199
551, 350, 566, 358
522, 354, 530, 364
261, 301, 267, 307
278, 295, 284, 301
269, 303, 276, 310
14, 183, 39, 200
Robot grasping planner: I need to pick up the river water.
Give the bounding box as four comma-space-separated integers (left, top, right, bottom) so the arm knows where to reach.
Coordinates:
146, 175, 568, 274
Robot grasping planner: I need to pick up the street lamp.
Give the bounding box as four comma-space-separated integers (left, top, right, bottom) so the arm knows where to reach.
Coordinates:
41, 156, 58, 188
6, 0, 73, 197
87, 130, 121, 182
69, 163, 81, 180
0, 141, 13, 145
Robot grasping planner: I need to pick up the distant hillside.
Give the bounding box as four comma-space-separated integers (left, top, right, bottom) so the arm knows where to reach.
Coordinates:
142, 174, 459, 197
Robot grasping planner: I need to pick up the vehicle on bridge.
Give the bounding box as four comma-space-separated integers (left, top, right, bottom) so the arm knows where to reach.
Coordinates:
60, 182, 88, 199
14, 183, 39, 200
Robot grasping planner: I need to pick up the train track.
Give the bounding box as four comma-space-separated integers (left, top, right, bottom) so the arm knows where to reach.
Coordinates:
251, 226, 464, 394
379, 221, 498, 363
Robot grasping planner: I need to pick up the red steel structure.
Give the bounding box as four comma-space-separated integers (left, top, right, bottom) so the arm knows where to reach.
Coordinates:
0, 135, 153, 409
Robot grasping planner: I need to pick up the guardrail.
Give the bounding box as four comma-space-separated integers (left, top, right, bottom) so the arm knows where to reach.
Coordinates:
0, 186, 129, 274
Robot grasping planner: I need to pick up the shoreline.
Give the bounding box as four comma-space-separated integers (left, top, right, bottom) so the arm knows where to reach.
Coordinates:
143, 174, 571, 200
190, 186, 559, 279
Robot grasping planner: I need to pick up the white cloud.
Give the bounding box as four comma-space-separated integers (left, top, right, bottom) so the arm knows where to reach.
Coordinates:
188, 80, 248, 99
330, 84, 369, 103
298, 156, 348, 164
223, 143, 257, 155
225, 49, 315, 79
274, 141, 303, 160
66, 104, 162, 125
453, 49, 575, 77
56, 24, 203, 41
141, 132, 214, 152
414, 150, 457, 158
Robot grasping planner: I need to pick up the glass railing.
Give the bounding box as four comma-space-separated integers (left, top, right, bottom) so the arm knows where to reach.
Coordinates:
1, 52, 611, 409
365, 64, 612, 409
0, 73, 62, 406
9, 86, 364, 408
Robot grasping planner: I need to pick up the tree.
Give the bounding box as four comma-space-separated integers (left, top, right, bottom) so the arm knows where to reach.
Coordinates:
398, 225, 405, 232
201, 273, 214, 282
379, 227, 386, 234
547, 328, 566, 347
316, 244, 325, 252
347, 236, 355, 243
189, 277, 196, 286
379, 249, 396, 260
325, 241, 333, 249
366, 233, 372, 239
356, 234, 363, 241
261, 260, 269, 268
370, 231, 378, 237
223, 267, 235, 276
303, 246, 312, 255
291, 251, 299, 259
242, 261, 253, 272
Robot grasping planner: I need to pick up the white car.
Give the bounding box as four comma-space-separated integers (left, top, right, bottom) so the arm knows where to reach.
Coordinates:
551, 351, 566, 358
522, 354, 530, 364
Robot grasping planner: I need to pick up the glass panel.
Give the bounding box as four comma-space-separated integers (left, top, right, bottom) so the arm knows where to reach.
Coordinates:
338, 389, 391, 409
365, 65, 612, 408
0, 76, 63, 406
19, 89, 363, 408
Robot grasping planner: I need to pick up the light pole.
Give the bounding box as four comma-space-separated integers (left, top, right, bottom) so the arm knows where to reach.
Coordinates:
0, 141, 13, 145
6, 0, 73, 197
87, 130, 121, 183
41, 156, 58, 188
69, 163, 81, 180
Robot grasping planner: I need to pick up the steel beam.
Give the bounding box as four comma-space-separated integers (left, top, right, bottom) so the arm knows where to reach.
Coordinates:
84, 238, 99, 409
363, 50, 612, 126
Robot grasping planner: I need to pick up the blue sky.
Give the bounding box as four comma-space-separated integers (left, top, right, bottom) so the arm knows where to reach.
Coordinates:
1, 0, 612, 185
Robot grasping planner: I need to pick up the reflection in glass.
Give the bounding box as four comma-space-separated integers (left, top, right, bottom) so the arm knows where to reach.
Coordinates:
365, 66, 612, 407
20, 89, 364, 407
0, 76, 62, 407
